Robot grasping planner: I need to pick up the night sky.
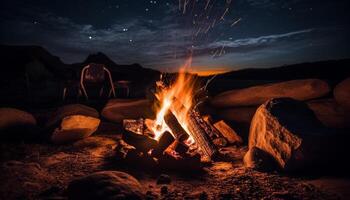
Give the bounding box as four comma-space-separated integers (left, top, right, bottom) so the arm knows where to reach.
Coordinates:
1, 0, 349, 74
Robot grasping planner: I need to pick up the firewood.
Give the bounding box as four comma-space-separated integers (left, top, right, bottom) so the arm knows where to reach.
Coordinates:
164, 111, 189, 141
151, 131, 174, 157
213, 120, 242, 144
187, 108, 217, 160
122, 119, 158, 153
167, 140, 189, 155
152, 92, 217, 160
170, 97, 217, 160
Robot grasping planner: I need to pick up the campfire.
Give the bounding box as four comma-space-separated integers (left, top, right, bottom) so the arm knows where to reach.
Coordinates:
119, 63, 228, 170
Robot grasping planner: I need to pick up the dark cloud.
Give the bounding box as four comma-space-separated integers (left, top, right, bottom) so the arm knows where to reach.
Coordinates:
1, 0, 349, 71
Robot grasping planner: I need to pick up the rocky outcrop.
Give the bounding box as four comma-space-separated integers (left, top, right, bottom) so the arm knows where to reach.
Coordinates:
211, 79, 330, 107
246, 98, 339, 171
67, 171, 144, 200
51, 115, 100, 144
334, 78, 350, 111
101, 99, 153, 123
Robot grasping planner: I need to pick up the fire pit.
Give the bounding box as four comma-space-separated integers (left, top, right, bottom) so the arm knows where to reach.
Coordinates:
116, 67, 238, 171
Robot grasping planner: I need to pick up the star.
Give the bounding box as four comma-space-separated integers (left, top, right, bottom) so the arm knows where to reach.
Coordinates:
145, 8, 149, 12
88, 36, 92, 40
123, 28, 128, 32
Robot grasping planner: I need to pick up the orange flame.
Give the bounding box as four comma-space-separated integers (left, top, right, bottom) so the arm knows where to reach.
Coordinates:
148, 58, 198, 143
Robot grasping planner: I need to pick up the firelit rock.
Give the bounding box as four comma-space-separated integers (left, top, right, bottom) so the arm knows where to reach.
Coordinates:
0, 107, 38, 140
247, 98, 338, 172
243, 146, 279, 172
67, 171, 144, 200
51, 115, 100, 144
215, 106, 257, 124
211, 79, 330, 107
101, 99, 153, 123
46, 104, 99, 128
307, 98, 349, 128
334, 78, 350, 111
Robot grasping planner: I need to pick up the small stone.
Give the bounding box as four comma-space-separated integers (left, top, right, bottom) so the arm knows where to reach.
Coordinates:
199, 191, 208, 200
146, 191, 158, 200
157, 174, 171, 185
160, 186, 168, 195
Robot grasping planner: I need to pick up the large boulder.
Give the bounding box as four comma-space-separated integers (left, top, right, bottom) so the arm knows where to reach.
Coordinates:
0, 108, 38, 140
247, 98, 340, 171
307, 99, 349, 128
334, 78, 350, 111
46, 104, 99, 128
243, 146, 279, 172
215, 106, 257, 124
101, 99, 153, 123
51, 115, 100, 144
67, 171, 144, 200
211, 79, 330, 107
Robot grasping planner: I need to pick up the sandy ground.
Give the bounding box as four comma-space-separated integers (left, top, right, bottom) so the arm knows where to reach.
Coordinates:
0, 134, 348, 200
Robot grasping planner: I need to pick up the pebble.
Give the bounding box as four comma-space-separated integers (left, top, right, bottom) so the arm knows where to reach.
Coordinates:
157, 174, 171, 185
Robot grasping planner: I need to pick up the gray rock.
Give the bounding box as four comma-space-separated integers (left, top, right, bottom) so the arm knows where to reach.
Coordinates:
67, 171, 144, 200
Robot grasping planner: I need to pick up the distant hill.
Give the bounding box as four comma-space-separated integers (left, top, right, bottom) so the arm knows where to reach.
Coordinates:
216, 59, 350, 81
0, 44, 70, 80
70, 52, 160, 82
0, 45, 160, 83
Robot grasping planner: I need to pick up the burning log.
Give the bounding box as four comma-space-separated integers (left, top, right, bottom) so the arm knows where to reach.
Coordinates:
187, 109, 217, 160
164, 111, 189, 142
122, 119, 157, 153
151, 131, 174, 157
167, 139, 189, 155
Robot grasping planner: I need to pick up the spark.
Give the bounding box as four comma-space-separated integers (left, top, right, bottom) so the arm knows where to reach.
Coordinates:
205, 24, 211, 33
211, 18, 216, 28
230, 18, 242, 27
183, 0, 190, 14
205, 0, 210, 10
218, 45, 225, 56
220, 8, 229, 21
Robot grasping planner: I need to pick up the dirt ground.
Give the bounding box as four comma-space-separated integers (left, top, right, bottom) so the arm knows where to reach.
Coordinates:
0, 134, 348, 200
